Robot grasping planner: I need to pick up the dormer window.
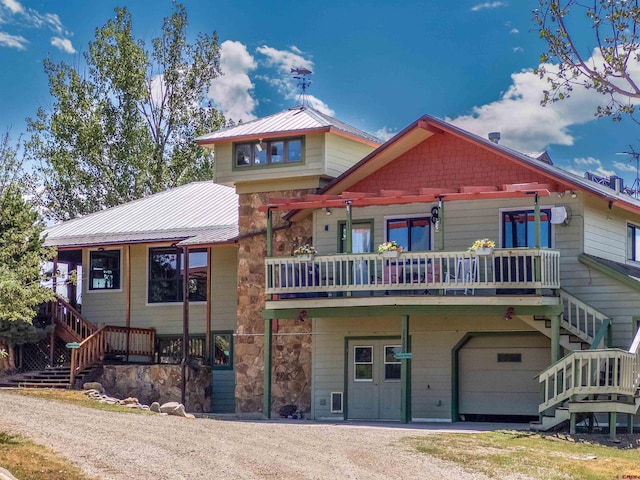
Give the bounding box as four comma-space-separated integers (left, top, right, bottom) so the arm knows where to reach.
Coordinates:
235, 138, 302, 167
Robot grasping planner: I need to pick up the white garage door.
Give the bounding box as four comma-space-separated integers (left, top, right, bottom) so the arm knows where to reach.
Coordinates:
459, 334, 550, 417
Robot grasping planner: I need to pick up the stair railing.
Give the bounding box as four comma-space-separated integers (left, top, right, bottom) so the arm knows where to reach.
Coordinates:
560, 290, 610, 348
69, 326, 108, 386
51, 295, 96, 342
539, 327, 640, 413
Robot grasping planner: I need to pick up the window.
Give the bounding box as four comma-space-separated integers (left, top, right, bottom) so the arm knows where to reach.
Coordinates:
627, 224, 640, 261
502, 209, 552, 248
386, 216, 431, 251
234, 138, 303, 167
89, 250, 120, 290
354, 346, 373, 381
497, 353, 522, 363
213, 332, 233, 369
384, 345, 401, 380
148, 247, 207, 303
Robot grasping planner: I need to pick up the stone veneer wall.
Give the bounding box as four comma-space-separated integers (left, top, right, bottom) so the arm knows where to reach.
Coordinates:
98, 364, 212, 413
235, 190, 314, 415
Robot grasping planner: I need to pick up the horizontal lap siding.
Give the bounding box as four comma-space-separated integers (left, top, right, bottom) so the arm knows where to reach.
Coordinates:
212, 370, 235, 413
312, 316, 538, 420
324, 134, 375, 178
81, 247, 127, 326
211, 246, 238, 331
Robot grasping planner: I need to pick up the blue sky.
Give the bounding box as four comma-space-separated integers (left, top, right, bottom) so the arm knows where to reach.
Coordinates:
1, 0, 639, 189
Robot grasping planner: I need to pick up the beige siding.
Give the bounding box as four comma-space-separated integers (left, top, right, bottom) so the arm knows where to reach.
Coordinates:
583, 196, 628, 262
214, 134, 326, 187
324, 133, 375, 178
211, 245, 238, 331
311, 315, 537, 420
81, 247, 127, 326
81, 244, 237, 337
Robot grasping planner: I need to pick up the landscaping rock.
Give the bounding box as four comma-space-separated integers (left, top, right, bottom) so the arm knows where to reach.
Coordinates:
150, 402, 160, 413
0, 468, 18, 480
83, 381, 104, 393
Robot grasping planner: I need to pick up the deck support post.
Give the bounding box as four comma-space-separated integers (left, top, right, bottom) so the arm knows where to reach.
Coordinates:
551, 314, 560, 363
400, 314, 411, 424
345, 201, 353, 296
50, 253, 58, 367
570, 412, 577, 434
533, 193, 542, 294
610, 411, 618, 440
181, 246, 190, 407
263, 317, 273, 419
628, 414, 634, 434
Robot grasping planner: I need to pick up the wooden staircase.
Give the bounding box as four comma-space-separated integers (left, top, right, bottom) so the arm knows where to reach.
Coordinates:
534, 327, 640, 437
7, 295, 156, 389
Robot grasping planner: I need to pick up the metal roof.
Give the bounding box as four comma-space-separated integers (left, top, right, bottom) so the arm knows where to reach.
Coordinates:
195, 106, 382, 145
44, 181, 238, 248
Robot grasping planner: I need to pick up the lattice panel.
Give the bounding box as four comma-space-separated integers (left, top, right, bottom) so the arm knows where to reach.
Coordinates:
17, 337, 70, 372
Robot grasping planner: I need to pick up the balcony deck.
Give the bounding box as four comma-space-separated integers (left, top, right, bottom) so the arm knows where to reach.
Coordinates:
265, 248, 561, 313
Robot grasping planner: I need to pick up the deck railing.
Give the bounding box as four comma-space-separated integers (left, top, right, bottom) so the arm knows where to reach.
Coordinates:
538, 328, 640, 412
265, 248, 560, 298
68, 325, 156, 386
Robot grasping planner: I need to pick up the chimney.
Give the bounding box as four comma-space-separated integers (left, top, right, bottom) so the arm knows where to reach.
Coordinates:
609, 175, 624, 192
488, 132, 501, 144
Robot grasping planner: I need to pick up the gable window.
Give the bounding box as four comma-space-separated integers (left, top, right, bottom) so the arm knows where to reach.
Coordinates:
386, 216, 431, 251
235, 138, 302, 167
89, 250, 120, 290
148, 247, 207, 303
627, 224, 640, 262
502, 209, 552, 248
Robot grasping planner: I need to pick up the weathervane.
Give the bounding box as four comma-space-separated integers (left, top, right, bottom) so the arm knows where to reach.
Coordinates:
616, 145, 640, 198
291, 68, 312, 107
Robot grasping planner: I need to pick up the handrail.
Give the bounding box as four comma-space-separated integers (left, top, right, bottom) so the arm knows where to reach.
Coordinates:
51, 294, 96, 342
559, 290, 610, 348
69, 325, 108, 386
538, 346, 640, 412
68, 325, 156, 386
265, 248, 560, 297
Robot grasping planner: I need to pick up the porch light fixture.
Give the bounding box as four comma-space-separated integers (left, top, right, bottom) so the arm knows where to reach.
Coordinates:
322, 207, 332, 216
503, 306, 514, 321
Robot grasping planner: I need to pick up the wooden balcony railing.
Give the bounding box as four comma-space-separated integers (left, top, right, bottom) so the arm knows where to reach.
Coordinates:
265, 248, 560, 299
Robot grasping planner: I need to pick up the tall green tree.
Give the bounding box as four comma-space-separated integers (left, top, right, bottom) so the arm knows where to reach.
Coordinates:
534, 0, 640, 121
26, 3, 225, 221
0, 133, 54, 372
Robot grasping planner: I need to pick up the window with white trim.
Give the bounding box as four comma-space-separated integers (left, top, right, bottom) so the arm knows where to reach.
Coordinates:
235, 138, 302, 167
89, 250, 120, 290
627, 223, 640, 262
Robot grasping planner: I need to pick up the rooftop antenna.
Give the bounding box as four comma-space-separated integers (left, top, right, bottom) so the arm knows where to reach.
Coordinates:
616, 145, 640, 198
291, 68, 312, 107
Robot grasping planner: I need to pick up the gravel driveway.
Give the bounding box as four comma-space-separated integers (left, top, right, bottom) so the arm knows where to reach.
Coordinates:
0, 391, 535, 480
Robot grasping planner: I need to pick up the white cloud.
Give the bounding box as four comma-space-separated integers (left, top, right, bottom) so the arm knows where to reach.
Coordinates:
255, 44, 334, 115
2, 0, 23, 14
613, 160, 639, 173
0, 31, 27, 49
510, 28, 519, 34
471, 2, 507, 12
0, 0, 71, 50
374, 127, 396, 141
565, 157, 616, 178
50, 36, 75, 54
513, 46, 523, 53
208, 40, 258, 122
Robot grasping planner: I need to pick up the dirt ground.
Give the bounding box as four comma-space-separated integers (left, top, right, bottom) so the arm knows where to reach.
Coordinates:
0, 390, 542, 480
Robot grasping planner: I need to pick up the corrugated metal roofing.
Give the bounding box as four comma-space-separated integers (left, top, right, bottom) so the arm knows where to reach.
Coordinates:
195, 106, 382, 145
44, 181, 238, 247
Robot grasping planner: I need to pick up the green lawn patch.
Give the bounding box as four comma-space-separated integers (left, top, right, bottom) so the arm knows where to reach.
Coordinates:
407, 430, 640, 480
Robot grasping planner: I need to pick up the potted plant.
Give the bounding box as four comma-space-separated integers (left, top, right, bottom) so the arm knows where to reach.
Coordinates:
293, 244, 317, 261
469, 238, 495, 255
377, 240, 403, 258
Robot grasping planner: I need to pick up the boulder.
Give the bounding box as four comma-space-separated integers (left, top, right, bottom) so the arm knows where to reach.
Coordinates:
150, 402, 161, 413
0, 468, 18, 480
159, 401, 181, 414
83, 382, 104, 393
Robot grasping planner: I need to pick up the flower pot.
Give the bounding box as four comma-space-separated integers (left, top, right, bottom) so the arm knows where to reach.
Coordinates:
295, 253, 315, 261
381, 250, 400, 258
474, 247, 493, 256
